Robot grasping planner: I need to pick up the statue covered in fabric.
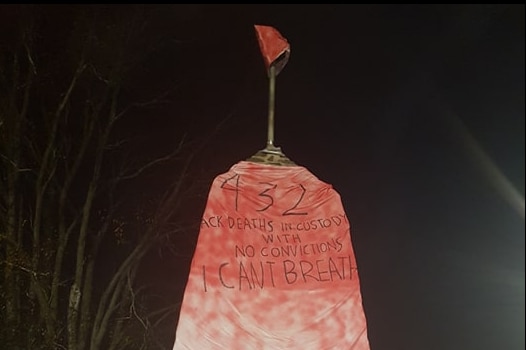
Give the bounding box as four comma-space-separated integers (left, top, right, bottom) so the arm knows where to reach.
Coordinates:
173, 161, 370, 349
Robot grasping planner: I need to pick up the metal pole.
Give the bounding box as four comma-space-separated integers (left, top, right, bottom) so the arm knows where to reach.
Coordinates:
266, 65, 276, 150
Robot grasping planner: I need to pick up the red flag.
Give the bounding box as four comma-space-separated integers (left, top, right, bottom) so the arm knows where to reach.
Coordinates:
173, 161, 370, 349
254, 25, 291, 75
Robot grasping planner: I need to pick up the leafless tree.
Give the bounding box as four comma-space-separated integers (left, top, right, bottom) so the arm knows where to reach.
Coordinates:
1, 5, 200, 349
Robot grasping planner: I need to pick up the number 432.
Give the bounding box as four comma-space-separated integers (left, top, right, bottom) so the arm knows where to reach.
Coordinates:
220, 174, 308, 216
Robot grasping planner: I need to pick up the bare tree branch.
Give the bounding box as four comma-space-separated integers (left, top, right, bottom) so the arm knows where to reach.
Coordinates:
0, 154, 33, 172
119, 135, 186, 181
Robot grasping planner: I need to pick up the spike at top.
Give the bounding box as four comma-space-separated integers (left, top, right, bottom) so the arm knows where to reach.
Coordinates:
254, 25, 290, 76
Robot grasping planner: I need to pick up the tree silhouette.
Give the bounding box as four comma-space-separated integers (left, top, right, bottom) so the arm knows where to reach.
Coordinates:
1, 5, 203, 349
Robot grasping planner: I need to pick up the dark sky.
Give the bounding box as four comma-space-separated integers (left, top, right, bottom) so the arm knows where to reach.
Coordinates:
129, 5, 525, 350
155, 5, 524, 350
120, 4, 526, 350
4, 4, 523, 349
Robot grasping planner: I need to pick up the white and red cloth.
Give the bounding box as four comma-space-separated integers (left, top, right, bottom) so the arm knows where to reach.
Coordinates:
173, 161, 370, 349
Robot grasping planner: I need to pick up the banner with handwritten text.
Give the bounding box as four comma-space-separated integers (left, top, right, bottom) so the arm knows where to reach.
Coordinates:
173, 161, 370, 349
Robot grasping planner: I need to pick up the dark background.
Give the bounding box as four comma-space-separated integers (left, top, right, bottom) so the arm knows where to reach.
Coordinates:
4, 4, 524, 350
151, 5, 524, 350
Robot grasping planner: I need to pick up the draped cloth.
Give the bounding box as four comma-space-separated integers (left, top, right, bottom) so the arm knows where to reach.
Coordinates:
173, 161, 370, 349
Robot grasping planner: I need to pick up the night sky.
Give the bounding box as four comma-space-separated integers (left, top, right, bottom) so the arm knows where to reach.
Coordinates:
151, 6, 524, 349
3, 4, 524, 350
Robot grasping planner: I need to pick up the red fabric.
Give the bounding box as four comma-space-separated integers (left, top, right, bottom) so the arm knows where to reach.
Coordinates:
254, 25, 290, 75
173, 161, 370, 349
